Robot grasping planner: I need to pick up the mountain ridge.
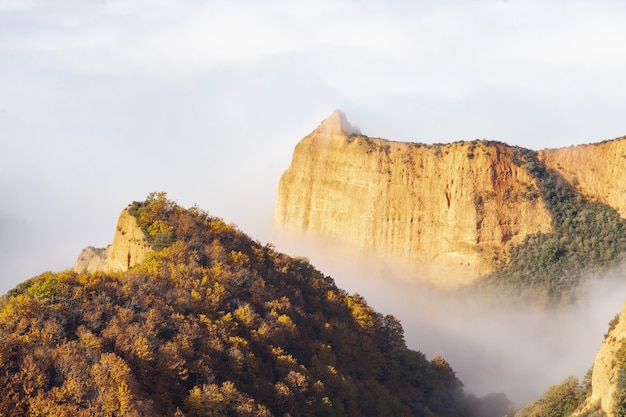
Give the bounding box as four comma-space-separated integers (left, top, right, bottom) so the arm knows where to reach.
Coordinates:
273, 111, 626, 293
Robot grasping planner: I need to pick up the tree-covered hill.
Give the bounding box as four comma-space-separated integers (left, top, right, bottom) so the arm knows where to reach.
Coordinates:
0, 194, 512, 416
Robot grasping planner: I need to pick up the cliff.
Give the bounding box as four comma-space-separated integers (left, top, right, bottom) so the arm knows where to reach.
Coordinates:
591, 303, 626, 415
273, 110, 553, 288
73, 207, 151, 273
571, 303, 626, 416
539, 138, 626, 218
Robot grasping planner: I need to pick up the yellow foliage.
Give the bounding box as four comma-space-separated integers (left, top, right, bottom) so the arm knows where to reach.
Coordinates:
277, 314, 296, 332
209, 219, 232, 234
326, 290, 340, 302
207, 282, 227, 305
91, 353, 137, 416
191, 289, 202, 303
134, 335, 153, 361
234, 303, 258, 327
228, 336, 248, 347
346, 295, 375, 328
147, 220, 174, 237
229, 251, 249, 268
209, 261, 224, 279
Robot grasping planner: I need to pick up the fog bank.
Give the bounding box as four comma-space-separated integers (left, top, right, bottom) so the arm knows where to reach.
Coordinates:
274, 236, 626, 406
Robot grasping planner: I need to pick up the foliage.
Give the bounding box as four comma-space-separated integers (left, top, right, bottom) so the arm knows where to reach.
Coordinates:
481, 149, 626, 304
611, 366, 626, 417
515, 376, 583, 417
0, 194, 490, 417
606, 314, 621, 339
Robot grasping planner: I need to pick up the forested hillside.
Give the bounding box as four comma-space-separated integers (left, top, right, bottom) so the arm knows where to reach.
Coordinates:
480, 148, 626, 304
0, 194, 511, 416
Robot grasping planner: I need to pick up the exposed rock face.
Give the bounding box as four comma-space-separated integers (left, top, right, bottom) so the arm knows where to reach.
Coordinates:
73, 207, 151, 273
539, 138, 626, 218
580, 302, 626, 416
273, 110, 552, 287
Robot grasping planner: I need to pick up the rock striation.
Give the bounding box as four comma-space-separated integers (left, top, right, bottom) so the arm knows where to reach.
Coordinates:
73, 207, 151, 273
273, 110, 553, 287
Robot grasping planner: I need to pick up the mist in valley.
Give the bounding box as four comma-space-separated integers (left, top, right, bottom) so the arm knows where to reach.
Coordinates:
273, 236, 626, 407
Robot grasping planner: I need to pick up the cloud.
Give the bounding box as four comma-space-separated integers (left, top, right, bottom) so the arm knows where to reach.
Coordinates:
4, 0, 626, 105
276, 236, 626, 406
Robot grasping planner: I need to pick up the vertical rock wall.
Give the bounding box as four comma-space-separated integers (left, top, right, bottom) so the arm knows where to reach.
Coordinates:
74, 207, 151, 273
589, 303, 626, 415
273, 111, 552, 287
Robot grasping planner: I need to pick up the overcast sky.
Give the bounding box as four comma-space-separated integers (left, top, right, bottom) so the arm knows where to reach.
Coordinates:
3, 0, 626, 296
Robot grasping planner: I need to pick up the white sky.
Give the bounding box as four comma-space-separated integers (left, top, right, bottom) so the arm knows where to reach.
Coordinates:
3, 0, 626, 296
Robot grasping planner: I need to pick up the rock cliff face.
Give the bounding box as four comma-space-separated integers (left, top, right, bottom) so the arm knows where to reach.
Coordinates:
573, 302, 626, 416
539, 138, 626, 218
73, 207, 151, 273
273, 110, 552, 287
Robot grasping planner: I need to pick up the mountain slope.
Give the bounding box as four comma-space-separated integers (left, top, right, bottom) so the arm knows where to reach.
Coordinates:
0, 194, 511, 417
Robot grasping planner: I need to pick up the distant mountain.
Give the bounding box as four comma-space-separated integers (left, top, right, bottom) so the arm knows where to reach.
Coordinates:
274, 110, 626, 301
0, 194, 514, 417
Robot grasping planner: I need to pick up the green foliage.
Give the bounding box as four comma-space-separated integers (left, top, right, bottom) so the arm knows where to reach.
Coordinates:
28, 272, 59, 302
481, 150, 626, 304
606, 314, 621, 338
515, 376, 582, 417
0, 194, 483, 417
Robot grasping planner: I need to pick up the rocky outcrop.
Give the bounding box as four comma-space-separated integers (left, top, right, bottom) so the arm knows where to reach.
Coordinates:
73, 207, 151, 273
590, 303, 626, 415
273, 110, 552, 288
539, 138, 626, 218
571, 302, 626, 416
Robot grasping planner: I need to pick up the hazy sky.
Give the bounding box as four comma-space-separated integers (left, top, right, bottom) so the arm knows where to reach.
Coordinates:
3, 0, 626, 297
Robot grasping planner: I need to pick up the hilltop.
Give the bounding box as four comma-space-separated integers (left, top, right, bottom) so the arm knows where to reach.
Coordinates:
0, 194, 514, 417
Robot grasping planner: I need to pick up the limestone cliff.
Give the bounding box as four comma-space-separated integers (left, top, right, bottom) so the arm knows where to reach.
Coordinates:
273, 110, 552, 287
539, 138, 626, 218
73, 207, 151, 273
572, 302, 626, 416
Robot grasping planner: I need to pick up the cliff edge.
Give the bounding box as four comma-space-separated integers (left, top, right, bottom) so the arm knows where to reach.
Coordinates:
73, 207, 151, 273
273, 111, 552, 288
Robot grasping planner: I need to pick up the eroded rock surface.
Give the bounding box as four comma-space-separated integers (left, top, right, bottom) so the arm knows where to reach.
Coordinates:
273, 111, 552, 287
74, 207, 151, 273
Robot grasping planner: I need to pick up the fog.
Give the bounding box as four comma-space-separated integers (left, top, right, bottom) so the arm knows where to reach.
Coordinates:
273, 236, 626, 407
4, 1, 626, 407
5, 1, 626, 296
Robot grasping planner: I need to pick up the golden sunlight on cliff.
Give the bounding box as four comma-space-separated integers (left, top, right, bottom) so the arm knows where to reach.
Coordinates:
539, 138, 626, 218
74, 207, 151, 273
273, 111, 552, 288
